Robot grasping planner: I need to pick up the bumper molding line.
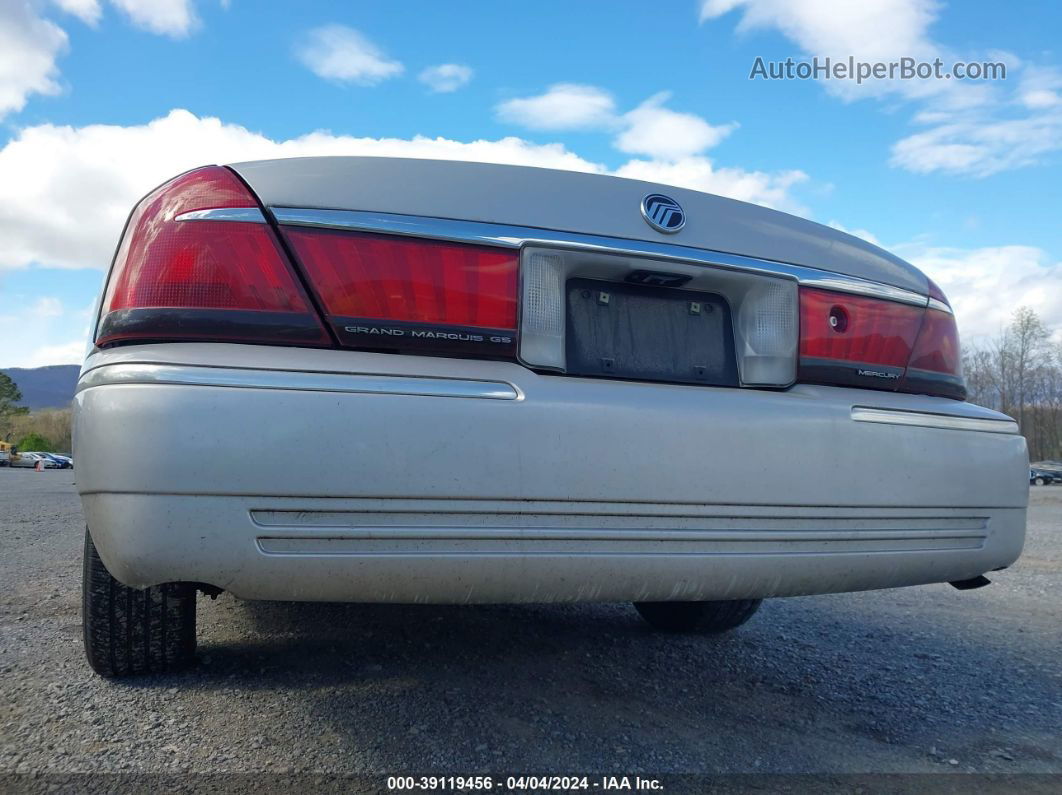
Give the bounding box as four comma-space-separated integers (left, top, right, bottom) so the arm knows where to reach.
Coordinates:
77, 363, 520, 400
851, 406, 1018, 434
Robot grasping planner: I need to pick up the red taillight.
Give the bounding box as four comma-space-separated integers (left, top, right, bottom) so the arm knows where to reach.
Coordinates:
283, 227, 519, 357
901, 308, 965, 399
97, 167, 330, 347
797, 286, 965, 399
798, 288, 922, 388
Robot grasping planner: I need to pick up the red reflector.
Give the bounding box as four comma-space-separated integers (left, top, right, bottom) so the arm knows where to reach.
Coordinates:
282, 227, 519, 357
798, 288, 923, 389
97, 167, 329, 347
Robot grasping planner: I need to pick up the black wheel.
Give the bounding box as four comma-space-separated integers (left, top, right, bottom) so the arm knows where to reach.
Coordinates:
633, 599, 762, 633
82, 529, 196, 677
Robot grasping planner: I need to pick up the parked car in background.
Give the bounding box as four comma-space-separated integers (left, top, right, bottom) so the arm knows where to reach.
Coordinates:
0, 449, 8, 467
10, 452, 37, 468
37, 453, 72, 469
29, 452, 63, 469
75, 158, 1028, 677
1030, 468, 1062, 486
13, 452, 59, 469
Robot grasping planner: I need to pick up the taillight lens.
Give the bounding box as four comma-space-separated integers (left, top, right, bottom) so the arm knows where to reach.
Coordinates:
797, 286, 965, 399
901, 308, 965, 399
283, 228, 519, 358
798, 288, 922, 389
97, 167, 330, 347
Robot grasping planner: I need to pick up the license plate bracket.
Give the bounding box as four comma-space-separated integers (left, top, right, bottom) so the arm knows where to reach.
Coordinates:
565, 278, 738, 386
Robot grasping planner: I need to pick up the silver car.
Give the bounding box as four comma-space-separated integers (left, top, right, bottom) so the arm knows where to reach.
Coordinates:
13, 452, 59, 469
75, 158, 1028, 676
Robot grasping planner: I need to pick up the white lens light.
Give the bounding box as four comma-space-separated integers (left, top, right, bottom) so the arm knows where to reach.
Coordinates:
737, 281, 797, 386
519, 252, 565, 370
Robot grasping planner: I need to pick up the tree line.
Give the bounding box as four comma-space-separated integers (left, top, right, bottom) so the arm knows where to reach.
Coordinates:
0, 374, 72, 454
963, 307, 1062, 462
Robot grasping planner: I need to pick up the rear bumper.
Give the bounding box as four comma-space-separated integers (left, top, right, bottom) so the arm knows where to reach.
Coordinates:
74, 343, 1029, 602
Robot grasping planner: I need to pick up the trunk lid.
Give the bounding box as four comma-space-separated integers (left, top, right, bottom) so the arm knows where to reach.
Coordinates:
230, 156, 928, 295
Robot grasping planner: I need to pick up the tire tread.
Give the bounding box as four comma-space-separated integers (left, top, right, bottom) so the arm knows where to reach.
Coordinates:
82, 529, 196, 677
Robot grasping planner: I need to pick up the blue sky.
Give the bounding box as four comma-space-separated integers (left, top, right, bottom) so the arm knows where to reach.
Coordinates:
1, 0, 1060, 367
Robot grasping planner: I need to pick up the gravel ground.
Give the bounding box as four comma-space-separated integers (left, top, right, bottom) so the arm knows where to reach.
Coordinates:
1, 470, 1060, 789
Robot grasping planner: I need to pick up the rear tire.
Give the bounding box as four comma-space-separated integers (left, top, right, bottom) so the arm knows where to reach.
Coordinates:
82, 529, 196, 677
1034, 477, 1047, 486
634, 599, 762, 633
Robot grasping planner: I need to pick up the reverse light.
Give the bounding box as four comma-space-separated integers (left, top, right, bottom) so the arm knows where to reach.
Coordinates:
736, 281, 798, 386
518, 251, 566, 370
96, 167, 330, 347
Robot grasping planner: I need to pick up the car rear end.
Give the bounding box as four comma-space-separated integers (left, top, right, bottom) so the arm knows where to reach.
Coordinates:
75, 158, 1027, 608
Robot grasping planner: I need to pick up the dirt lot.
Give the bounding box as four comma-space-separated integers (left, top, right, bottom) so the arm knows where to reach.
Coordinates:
1, 470, 1059, 789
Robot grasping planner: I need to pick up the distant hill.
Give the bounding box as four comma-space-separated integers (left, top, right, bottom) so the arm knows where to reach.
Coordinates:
2, 365, 80, 410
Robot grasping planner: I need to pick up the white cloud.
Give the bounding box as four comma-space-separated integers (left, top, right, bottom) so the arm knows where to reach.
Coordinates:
1016, 65, 1062, 110
900, 243, 1062, 342
700, 0, 939, 60
31, 296, 64, 318
615, 92, 737, 160
0, 297, 92, 367
418, 63, 473, 93
890, 64, 1062, 176
21, 340, 86, 366
0, 108, 809, 274
108, 0, 198, 37
497, 85, 737, 162
295, 25, 403, 85
55, 0, 201, 36
701, 0, 945, 101
52, 0, 102, 25
615, 157, 807, 213
496, 84, 618, 131
0, 0, 211, 123
889, 111, 1062, 176
702, 0, 1062, 177
0, 1, 68, 120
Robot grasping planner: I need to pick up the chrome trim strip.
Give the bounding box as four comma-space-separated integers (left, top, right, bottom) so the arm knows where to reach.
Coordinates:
852, 406, 1018, 434
271, 207, 933, 309
77, 363, 520, 400
174, 208, 266, 223
927, 298, 952, 313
